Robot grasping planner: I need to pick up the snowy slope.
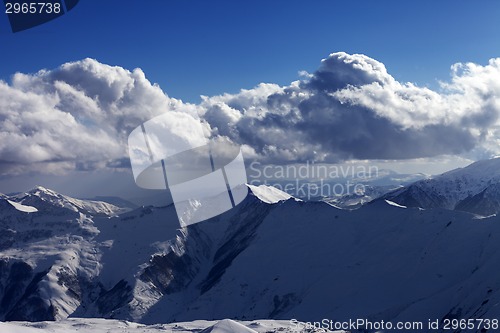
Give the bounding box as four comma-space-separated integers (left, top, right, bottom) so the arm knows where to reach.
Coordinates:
200, 319, 258, 333
6, 200, 38, 213
153, 199, 500, 328
383, 158, 500, 215
0, 318, 342, 333
12, 186, 127, 217
247, 184, 294, 203
1, 183, 500, 332
384, 199, 407, 208
0, 188, 130, 322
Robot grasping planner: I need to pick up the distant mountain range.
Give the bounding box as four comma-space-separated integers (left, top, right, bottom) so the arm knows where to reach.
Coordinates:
255, 168, 428, 208
1, 159, 500, 332
382, 157, 500, 216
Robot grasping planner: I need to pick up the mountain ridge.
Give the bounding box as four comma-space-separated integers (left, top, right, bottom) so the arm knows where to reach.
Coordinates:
9, 185, 130, 217
382, 157, 500, 215
1, 174, 500, 331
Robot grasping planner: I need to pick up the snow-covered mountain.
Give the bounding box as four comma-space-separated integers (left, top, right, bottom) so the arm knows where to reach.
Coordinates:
0, 187, 124, 322
12, 186, 129, 217
1, 181, 500, 332
383, 158, 500, 215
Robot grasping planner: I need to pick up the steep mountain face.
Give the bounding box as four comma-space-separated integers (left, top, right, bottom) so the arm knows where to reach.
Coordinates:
0, 185, 285, 323
455, 183, 500, 216
0, 188, 103, 321
383, 158, 500, 215
1, 182, 500, 332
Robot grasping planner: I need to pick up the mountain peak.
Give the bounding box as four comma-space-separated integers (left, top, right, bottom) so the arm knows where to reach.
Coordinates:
26, 185, 60, 198
32, 185, 49, 191
15, 186, 127, 217
247, 184, 296, 204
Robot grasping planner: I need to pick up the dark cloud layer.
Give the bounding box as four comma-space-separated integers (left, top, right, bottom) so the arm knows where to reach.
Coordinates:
1, 53, 500, 176
202, 53, 500, 162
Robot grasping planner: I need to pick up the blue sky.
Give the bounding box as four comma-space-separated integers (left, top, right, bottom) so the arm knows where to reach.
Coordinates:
1, 0, 500, 102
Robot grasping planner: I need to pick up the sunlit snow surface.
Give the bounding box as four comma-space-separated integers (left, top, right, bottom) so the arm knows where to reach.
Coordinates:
6, 200, 38, 213
0, 318, 343, 333
247, 184, 295, 203
2, 181, 500, 327
384, 199, 407, 209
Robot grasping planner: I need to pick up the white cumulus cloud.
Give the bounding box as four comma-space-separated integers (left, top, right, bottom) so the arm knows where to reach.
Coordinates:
1, 53, 500, 176
0, 58, 201, 175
